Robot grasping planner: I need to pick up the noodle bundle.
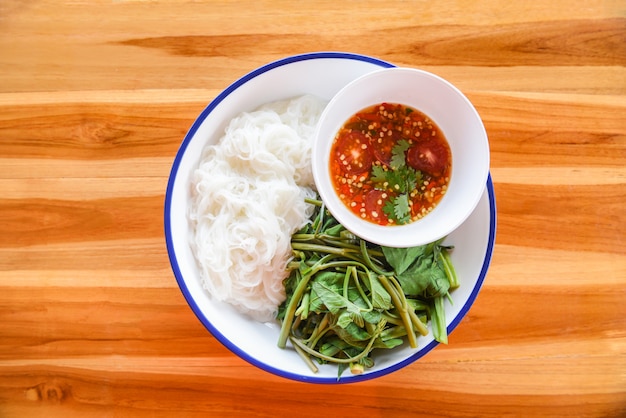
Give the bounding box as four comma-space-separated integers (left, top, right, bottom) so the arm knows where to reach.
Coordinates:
189, 95, 327, 321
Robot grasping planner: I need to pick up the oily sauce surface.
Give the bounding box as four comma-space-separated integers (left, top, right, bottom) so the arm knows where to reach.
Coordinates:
330, 103, 451, 225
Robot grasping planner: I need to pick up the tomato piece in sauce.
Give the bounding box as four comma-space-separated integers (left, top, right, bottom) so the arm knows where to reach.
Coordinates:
370, 130, 400, 166
406, 140, 451, 176
333, 131, 373, 175
364, 189, 390, 224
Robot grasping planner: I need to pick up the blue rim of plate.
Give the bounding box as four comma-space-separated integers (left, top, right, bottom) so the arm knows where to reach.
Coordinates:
164, 51, 497, 384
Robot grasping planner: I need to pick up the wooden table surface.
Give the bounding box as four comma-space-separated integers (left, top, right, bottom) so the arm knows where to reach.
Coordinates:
1, 1, 625, 417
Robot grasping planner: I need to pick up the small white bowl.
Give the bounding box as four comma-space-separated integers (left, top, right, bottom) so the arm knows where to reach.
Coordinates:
313, 67, 490, 247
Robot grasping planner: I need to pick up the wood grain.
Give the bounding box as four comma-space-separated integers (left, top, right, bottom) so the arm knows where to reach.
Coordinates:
1, 1, 625, 417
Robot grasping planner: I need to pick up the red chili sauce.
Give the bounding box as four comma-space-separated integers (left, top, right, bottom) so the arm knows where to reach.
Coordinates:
329, 102, 451, 226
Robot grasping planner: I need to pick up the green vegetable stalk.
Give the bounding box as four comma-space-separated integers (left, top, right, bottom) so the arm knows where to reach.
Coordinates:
277, 198, 458, 378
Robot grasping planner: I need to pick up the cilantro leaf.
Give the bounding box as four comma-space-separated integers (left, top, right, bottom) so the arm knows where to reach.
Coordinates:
386, 170, 405, 192
402, 166, 420, 193
383, 199, 396, 220
390, 139, 411, 170
370, 164, 388, 185
367, 140, 422, 224
383, 194, 411, 224
393, 194, 411, 224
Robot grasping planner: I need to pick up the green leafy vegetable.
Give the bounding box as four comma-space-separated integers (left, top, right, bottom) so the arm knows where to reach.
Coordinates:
277, 197, 459, 379
382, 242, 450, 296
381, 244, 430, 275
368, 272, 392, 310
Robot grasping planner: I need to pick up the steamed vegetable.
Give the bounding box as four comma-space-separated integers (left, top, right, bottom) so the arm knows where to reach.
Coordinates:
277, 198, 458, 378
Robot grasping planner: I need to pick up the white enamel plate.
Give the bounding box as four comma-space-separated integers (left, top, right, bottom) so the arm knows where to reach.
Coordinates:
164, 52, 497, 384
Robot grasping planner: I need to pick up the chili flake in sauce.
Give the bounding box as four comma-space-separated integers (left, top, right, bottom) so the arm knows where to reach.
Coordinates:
329, 102, 451, 225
